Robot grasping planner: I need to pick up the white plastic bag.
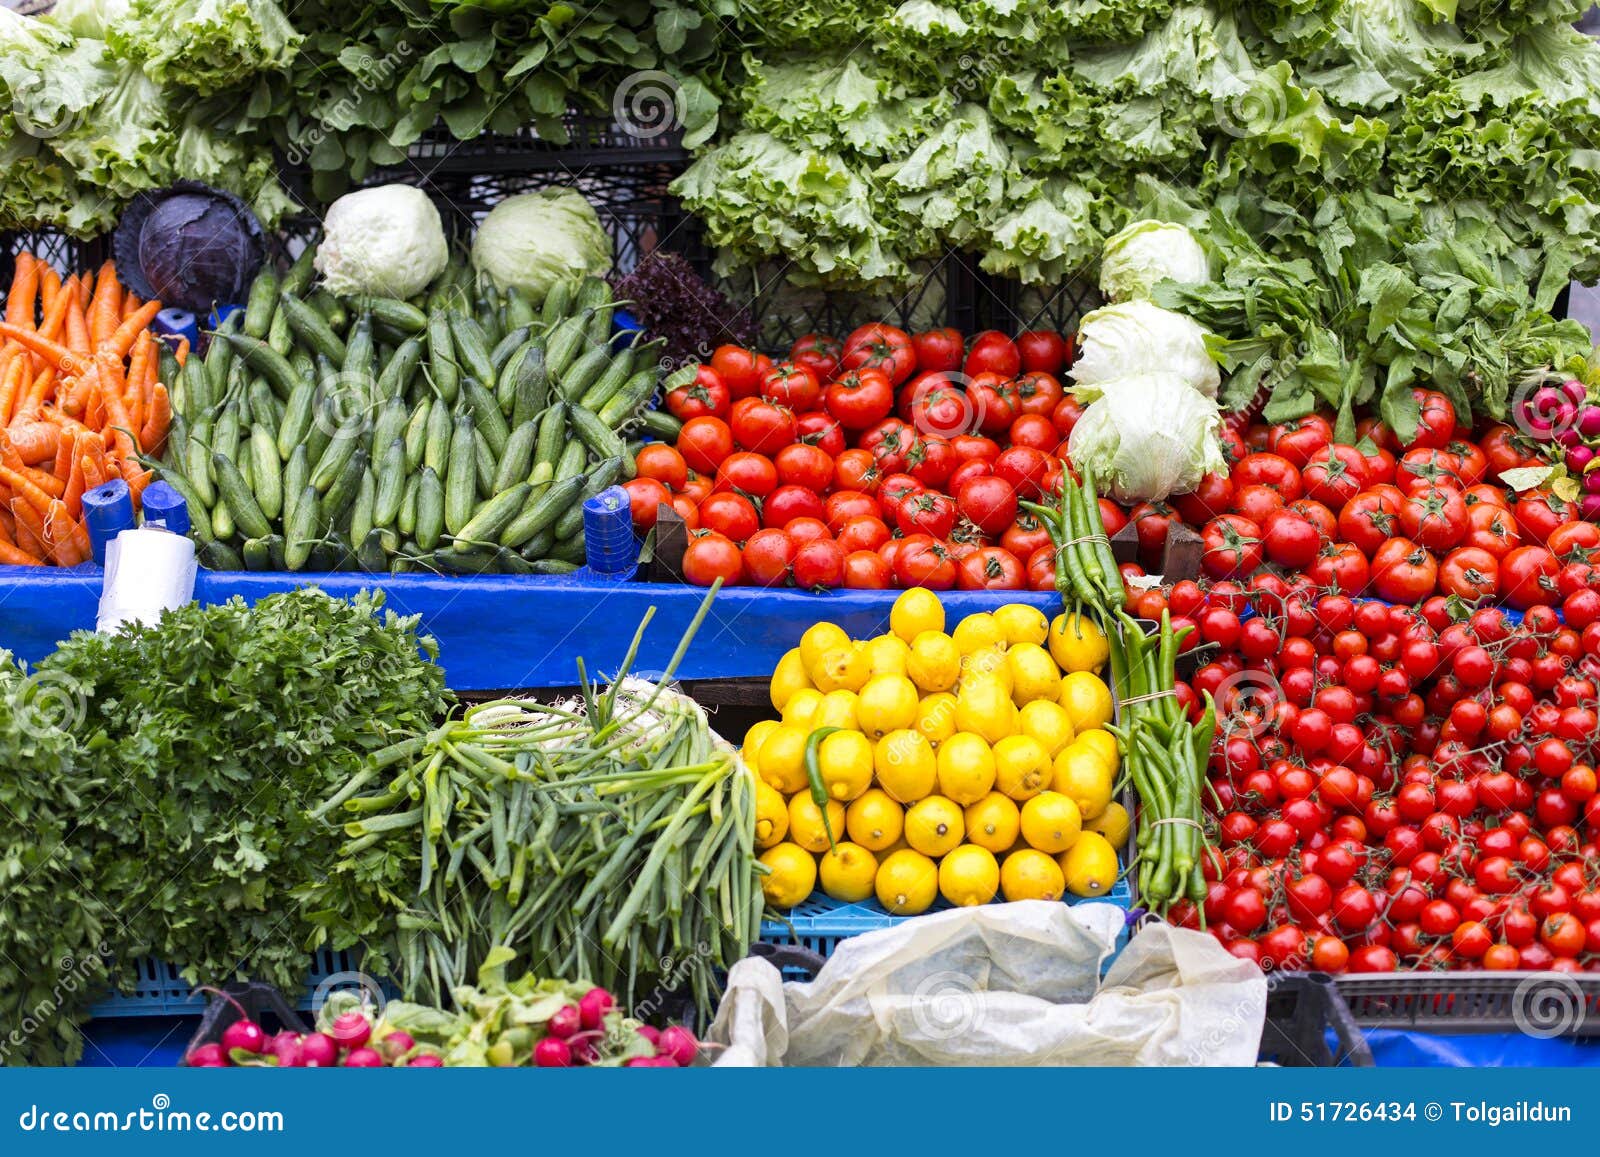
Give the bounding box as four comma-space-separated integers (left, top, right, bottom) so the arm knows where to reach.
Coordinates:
708, 902, 1266, 1067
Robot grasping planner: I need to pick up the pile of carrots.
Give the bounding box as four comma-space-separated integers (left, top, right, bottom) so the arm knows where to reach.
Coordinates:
0, 252, 177, 566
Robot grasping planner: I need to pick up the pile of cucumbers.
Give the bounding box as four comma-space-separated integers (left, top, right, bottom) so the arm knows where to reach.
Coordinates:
153, 247, 681, 574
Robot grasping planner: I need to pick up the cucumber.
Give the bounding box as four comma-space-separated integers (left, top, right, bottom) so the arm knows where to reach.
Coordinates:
543, 313, 592, 380
451, 482, 532, 551
152, 468, 214, 544
553, 456, 623, 540
472, 428, 496, 499
415, 467, 444, 550
638, 409, 683, 440
554, 439, 587, 482
311, 426, 361, 495
493, 423, 537, 493
242, 536, 274, 570
464, 379, 510, 459
403, 396, 432, 472
213, 452, 273, 540
280, 292, 347, 364
243, 267, 279, 338
285, 484, 319, 570
499, 475, 584, 548
449, 313, 496, 388
308, 290, 347, 334
321, 447, 369, 528
539, 277, 577, 328
518, 529, 555, 561
283, 443, 309, 532
490, 326, 531, 378
222, 331, 301, 400
369, 394, 409, 460
427, 310, 458, 403
266, 304, 293, 357
356, 528, 389, 573
376, 336, 422, 402
186, 434, 216, 507
398, 472, 420, 538
505, 286, 536, 330
373, 438, 407, 528
423, 397, 452, 474
281, 246, 316, 296
557, 344, 613, 404
247, 379, 280, 441
198, 539, 245, 571
508, 343, 549, 428
353, 295, 428, 334
577, 347, 636, 412
596, 369, 658, 428
549, 531, 586, 565
249, 424, 283, 521
529, 403, 566, 484
444, 414, 477, 536
343, 313, 376, 383
568, 404, 630, 474
350, 467, 377, 547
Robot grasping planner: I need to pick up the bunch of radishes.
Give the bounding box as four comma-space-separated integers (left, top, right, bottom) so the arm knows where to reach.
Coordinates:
1521, 379, 1600, 514
184, 993, 440, 1068
525, 987, 699, 1068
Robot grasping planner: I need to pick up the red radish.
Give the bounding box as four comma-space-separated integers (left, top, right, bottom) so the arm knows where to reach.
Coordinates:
220, 1018, 266, 1054
533, 1038, 572, 1067
298, 1032, 339, 1067
569, 1034, 597, 1065
407, 1054, 444, 1067
329, 1011, 372, 1050
265, 1031, 302, 1067
626, 1056, 672, 1067
343, 1047, 384, 1067
578, 988, 614, 1030
186, 1042, 227, 1067
546, 1004, 581, 1039
635, 1024, 661, 1048
378, 1031, 416, 1062
656, 1025, 698, 1067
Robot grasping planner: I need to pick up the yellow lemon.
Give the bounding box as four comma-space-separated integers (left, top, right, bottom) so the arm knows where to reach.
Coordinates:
963, 791, 1021, 854
904, 795, 965, 857
857, 674, 920, 739
959, 646, 1013, 695
1048, 612, 1109, 673
936, 731, 997, 806
993, 602, 1050, 648
813, 643, 870, 693
799, 621, 850, 674
939, 845, 1000, 906
1058, 671, 1114, 732
875, 849, 939, 915
1074, 728, 1120, 774
874, 729, 937, 803
1060, 831, 1118, 898
758, 843, 816, 909
1085, 800, 1131, 850
952, 612, 1006, 655
1020, 790, 1083, 854
788, 793, 846, 854
1001, 848, 1066, 902
845, 789, 904, 852
1051, 744, 1114, 819
914, 692, 958, 749
818, 842, 878, 903
874, 836, 910, 862
770, 648, 812, 712
742, 719, 779, 772
891, 588, 945, 643
754, 780, 789, 849
817, 729, 874, 802
954, 676, 1018, 744
757, 724, 810, 794
993, 734, 1051, 801
781, 687, 824, 731
812, 688, 860, 733
1006, 643, 1062, 707
863, 634, 910, 678
1019, 699, 1076, 757
906, 630, 960, 693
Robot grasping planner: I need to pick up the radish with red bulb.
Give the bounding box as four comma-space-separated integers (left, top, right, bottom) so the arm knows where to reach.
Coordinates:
1566, 445, 1594, 473
635, 1024, 661, 1049
186, 1042, 227, 1068
1584, 495, 1600, 520
1563, 379, 1589, 405
1579, 407, 1600, 438
578, 987, 614, 1030
546, 1004, 581, 1039
655, 1025, 699, 1067
329, 1010, 372, 1050
220, 1018, 266, 1054
378, 1031, 416, 1062
407, 1054, 443, 1067
298, 1032, 339, 1067
265, 1031, 302, 1067
343, 1047, 384, 1067
533, 1038, 572, 1068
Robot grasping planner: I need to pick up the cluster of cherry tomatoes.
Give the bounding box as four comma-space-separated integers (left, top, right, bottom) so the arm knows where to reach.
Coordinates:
621, 323, 1096, 589
1143, 394, 1582, 611
1150, 573, 1600, 973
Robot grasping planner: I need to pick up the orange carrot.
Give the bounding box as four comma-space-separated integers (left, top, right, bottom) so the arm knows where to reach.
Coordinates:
44, 501, 82, 565
0, 356, 24, 426
121, 460, 150, 504
125, 331, 152, 433
141, 383, 171, 455
6, 253, 37, 328
11, 499, 45, 559
38, 265, 61, 315
18, 465, 64, 499
64, 279, 90, 356
77, 268, 93, 303
62, 438, 87, 519
3, 421, 56, 467
0, 504, 10, 544
104, 300, 162, 358
51, 425, 72, 480
0, 466, 54, 521
121, 291, 142, 320
87, 262, 122, 347
80, 451, 105, 492
0, 539, 44, 567
0, 321, 89, 377
38, 275, 73, 344
95, 349, 137, 462
62, 519, 90, 566
84, 380, 105, 432
21, 366, 52, 416
174, 336, 190, 367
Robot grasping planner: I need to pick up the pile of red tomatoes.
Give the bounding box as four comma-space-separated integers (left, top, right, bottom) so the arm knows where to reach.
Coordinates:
622, 323, 1094, 589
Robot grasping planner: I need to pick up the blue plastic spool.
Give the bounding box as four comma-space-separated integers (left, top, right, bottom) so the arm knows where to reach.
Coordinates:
153, 307, 198, 352
583, 485, 636, 574
140, 481, 189, 537
207, 303, 245, 330
82, 478, 134, 565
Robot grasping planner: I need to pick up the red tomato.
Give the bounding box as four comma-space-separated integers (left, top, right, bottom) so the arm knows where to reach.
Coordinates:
1008, 413, 1060, 452
911, 327, 964, 374
1479, 423, 1527, 479
1001, 511, 1054, 560
793, 410, 845, 457
676, 416, 734, 474
634, 444, 688, 491
1405, 388, 1456, 449
994, 446, 1051, 499
1026, 543, 1056, 590
740, 528, 795, 586
1126, 503, 1174, 570
896, 490, 958, 539
834, 448, 880, 493
1261, 510, 1320, 569
759, 363, 821, 412
1232, 483, 1285, 525
788, 333, 841, 381
963, 330, 1022, 379
842, 549, 892, 589
622, 477, 673, 531
1513, 489, 1576, 546
951, 433, 1001, 464
1017, 330, 1066, 374
1399, 486, 1468, 551
1300, 444, 1367, 510
956, 546, 1026, 590
893, 537, 957, 589
1232, 452, 1303, 499
967, 373, 1018, 435
1499, 546, 1560, 610
907, 436, 958, 489
681, 532, 743, 586
1463, 502, 1521, 559
956, 476, 1019, 537
697, 492, 759, 542
762, 484, 826, 528
713, 451, 778, 497
783, 517, 831, 546
729, 396, 796, 455
1051, 396, 1085, 439
1371, 538, 1438, 603
664, 365, 730, 421
710, 346, 769, 400
1548, 520, 1600, 558
837, 514, 891, 554
903, 373, 972, 439
773, 443, 833, 492
1438, 547, 1499, 602
668, 495, 698, 529
1268, 415, 1333, 468
841, 323, 916, 386
791, 538, 845, 589
1201, 515, 1264, 579
1013, 372, 1064, 417
825, 368, 895, 431
1397, 447, 1463, 492
1175, 472, 1234, 525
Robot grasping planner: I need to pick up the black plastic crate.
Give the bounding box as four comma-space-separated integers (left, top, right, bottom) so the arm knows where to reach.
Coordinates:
1335, 972, 1600, 1036
975, 272, 1103, 336
1, 230, 109, 282
182, 982, 311, 1064
1260, 973, 1374, 1067
394, 113, 691, 177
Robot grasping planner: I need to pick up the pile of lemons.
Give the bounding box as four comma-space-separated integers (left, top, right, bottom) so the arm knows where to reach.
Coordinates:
747, 590, 1128, 916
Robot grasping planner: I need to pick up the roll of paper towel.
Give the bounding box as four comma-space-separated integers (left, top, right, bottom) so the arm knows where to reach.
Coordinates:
97, 528, 197, 633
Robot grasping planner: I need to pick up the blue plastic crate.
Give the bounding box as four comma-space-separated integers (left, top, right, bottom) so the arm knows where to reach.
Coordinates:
87, 949, 370, 1018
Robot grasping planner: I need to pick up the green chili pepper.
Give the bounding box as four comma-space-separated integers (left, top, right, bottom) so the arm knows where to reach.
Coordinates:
803, 725, 842, 851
